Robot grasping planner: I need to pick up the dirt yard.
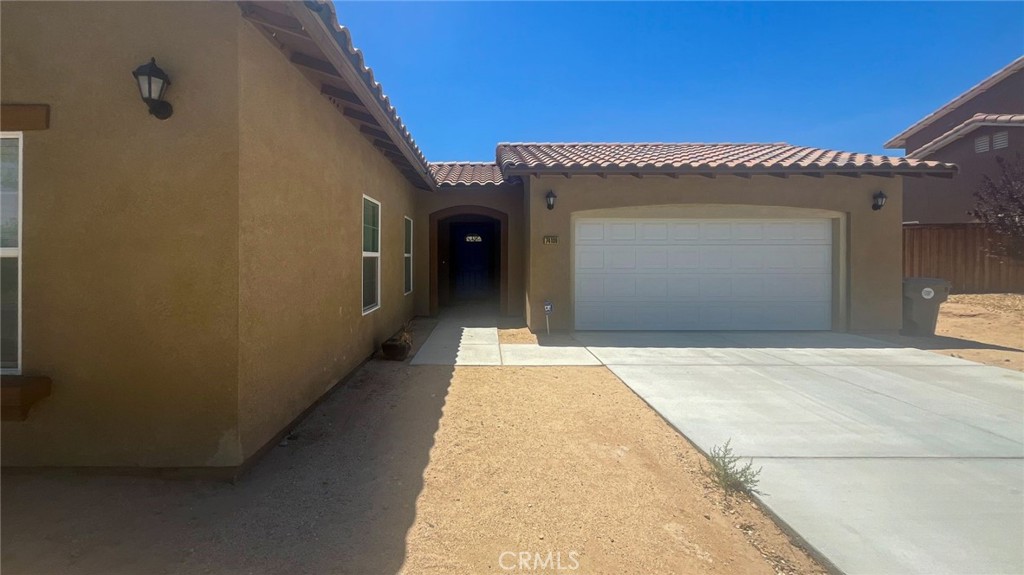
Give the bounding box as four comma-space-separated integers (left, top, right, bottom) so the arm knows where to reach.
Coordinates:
498, 326, 538, 344
1, 361, 824, 575
875, 293, 1023, 371
402, 366, 823, 574
937, 294, 1023, 370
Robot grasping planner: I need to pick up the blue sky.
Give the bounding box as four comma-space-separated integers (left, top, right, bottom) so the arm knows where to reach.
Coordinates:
334, 2, 1023, 162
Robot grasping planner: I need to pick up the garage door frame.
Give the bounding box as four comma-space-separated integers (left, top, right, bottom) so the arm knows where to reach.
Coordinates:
569, 205, 848, 332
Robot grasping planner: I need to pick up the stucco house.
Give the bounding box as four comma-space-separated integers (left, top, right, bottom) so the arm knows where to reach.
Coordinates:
886, 56, 1023, 224
885, 57, 1023, 293
0, 1, 955, 472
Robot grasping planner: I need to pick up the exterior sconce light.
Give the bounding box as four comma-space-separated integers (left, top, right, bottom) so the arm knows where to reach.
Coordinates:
132, 58, 173, 120
545, 190, 557, 210
872, 191, 887, 211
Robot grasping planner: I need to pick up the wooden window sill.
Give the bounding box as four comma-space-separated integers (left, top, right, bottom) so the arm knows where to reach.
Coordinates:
1, 375, 52, 421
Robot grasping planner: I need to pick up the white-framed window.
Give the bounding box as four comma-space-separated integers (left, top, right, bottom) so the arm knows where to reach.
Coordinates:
362, 195, 381, 314
975, 135, 991, 154
993, 131, 1009, 150
1, 132, 23, 373
403, 216, 413, 295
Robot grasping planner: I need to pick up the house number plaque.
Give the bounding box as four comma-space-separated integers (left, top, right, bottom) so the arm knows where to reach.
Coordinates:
543, 235, 559, 245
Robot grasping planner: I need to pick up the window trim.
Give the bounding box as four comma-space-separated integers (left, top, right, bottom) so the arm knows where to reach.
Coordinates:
403, 216, 413, 295
361, 195, 381, 315
1, 131, 23, 374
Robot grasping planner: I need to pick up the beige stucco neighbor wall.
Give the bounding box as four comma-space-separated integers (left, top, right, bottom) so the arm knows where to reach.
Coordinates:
235, 21, 417, 459
0, 1, 243, 466
415, 186, 526, 317
525, 175, 904, 333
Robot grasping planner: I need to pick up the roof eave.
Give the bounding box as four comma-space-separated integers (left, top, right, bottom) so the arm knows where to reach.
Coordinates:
293, 2, 437, 191
503, 166, 958, 179
907, 118, 1024, 159
884, 56, 1024, 150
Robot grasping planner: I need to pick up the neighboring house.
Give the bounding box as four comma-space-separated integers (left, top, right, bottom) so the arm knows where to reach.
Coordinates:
886, 57, 1024, 224
0, 1, 955, 471
885, 57, 1024, 293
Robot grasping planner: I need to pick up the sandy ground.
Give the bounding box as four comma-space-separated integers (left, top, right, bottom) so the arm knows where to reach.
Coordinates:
401, 366, 822, 575
1, 360, 823, 575
874, 293, 1023, 371
498, 327, 538, 344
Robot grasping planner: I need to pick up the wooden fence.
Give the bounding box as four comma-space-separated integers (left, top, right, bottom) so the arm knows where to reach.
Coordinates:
903, 223, 1024, 293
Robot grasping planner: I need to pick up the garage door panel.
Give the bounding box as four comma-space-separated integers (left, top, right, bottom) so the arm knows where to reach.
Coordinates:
638, 304, 706, 330
700, 246, 733, 269
699, 276, 733, 298
575, 218, 833, 330
794, 245, 831, 270
637, 277, 669, 298
668, 277, 701, 298
603, 277, 635, 298
577, 222, 606, 242
735, 222, 766, 241
637, 248, 668, 269
669, 248, 700, 269
701, 222, 733, 241
796, 220, 831, 241
575, 303, 634, 330
576, 276, 605, 299
731, 277, 764, 298
672, 223, 701, 241
763, 249, 798, 271
577, 248, 605, 270
609, 223, 636, 241
762, 275, 831, 299
640, 222, 669, 241
733, 246, 770, 270
606, 248, 636, 269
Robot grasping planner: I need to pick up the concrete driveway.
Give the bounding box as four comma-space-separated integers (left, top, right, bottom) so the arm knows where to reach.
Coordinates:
573, 331, 1024, 575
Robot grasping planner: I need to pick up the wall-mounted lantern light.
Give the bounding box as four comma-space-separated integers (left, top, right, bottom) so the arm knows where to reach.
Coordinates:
872, 191, 887, 211
132, 58, 173, 120
545, 190, 557, 210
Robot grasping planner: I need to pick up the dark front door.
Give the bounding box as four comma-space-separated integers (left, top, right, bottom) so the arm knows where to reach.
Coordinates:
449, 221, 497, 302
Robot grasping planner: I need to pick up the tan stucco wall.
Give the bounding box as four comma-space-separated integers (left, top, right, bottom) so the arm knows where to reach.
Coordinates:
524, 174, 904, 333
0, 2, 422, 467
235, 20, 418, 459
1, 1, 243, 466
416, 186, 526, 317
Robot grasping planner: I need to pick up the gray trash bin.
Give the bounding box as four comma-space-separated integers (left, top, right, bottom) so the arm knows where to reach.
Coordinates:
902, 277, 952, 336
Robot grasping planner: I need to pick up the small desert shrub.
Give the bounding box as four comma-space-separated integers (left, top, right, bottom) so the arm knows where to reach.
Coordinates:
395, 322, 413, 345
704, 439, 762, 495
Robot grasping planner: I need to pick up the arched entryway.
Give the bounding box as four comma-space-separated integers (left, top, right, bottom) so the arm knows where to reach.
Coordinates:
429, 206, 509, 316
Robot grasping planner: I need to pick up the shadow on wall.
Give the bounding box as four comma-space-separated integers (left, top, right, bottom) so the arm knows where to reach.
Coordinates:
0, 332, 452, 575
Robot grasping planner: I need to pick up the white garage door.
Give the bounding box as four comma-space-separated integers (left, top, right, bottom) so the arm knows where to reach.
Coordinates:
574, 218, 832, 330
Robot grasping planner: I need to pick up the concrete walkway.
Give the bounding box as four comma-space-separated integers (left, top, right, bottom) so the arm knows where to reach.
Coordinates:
410, 315, 600, 366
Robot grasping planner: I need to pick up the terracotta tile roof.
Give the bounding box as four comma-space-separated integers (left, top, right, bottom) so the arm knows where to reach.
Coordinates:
908, 113, 1024, 159
970, 113, 1024, 123
497, 142, 956, 176
430, 163, 508, 187
886, 56, 1024, 149
300, 1, 433, 188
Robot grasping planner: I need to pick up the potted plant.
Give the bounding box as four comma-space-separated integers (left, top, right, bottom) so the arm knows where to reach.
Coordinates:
381, 323, 413, 361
